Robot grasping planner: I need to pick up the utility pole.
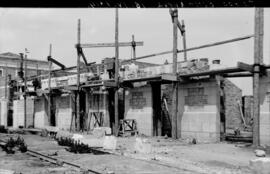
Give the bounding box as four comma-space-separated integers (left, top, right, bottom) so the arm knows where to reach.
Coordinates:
171, 9, 179, 139
114, 8, 119, 136
253, 8, 264, 147
24, 49, 28, 128
76, 19, 81, 131
48, 44, 52, 125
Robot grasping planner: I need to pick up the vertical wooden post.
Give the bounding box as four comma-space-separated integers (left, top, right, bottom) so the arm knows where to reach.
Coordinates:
253, 8, 264, 147
48, 44, 52, 126
76, 19, 81, 131
171, 9, 178, 139
114, 8, 119, 136
181, 20, 187, 61
4, 64, 7, 99
132, 35, 136, 60
24, 51, 28, 128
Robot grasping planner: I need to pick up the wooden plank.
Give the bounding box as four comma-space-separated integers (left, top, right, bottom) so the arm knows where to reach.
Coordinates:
161, 74, 177, 81
253, 8, 264, 147
114, 8, 119, 136
237, 62, 253, 72
80, 41, 143, 48
171, 8, 178, 139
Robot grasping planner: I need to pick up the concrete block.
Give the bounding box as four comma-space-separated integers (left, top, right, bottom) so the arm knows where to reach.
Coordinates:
249, 158, 270, 174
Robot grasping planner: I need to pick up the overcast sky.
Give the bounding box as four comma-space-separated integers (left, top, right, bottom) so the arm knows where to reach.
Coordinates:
0, 8, 270, 95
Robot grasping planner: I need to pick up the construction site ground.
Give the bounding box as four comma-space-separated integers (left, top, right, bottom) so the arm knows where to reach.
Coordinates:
0, 132, 267, 174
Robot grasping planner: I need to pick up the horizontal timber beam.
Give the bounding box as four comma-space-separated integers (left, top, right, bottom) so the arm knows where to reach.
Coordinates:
79, 42, 143, 48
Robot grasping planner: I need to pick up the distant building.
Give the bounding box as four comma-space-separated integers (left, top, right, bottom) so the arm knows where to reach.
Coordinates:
0, 52, 49, 99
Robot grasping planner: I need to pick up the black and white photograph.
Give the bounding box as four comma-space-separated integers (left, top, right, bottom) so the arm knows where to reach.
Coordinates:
0, 6, 270, 174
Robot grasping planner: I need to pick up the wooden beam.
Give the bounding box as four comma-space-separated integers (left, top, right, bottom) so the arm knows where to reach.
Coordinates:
253, 8, 264, 147
114, 8, 119, 136
76, 19, 81, 131
223, 72, 253, 78
48, 56, 66, 70
237, 62, 253, 72
80, 41, 143, 48
121, 34, 254, 63
171, 8, 178, 139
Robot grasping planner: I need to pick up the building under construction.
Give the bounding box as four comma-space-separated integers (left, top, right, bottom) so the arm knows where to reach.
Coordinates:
0, 8, 269, 148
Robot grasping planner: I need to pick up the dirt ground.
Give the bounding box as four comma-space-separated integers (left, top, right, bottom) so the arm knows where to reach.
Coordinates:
0, 132, 266, 174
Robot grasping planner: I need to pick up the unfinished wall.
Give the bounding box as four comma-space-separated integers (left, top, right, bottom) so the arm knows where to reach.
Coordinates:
55, 95, 72, 130
13, 98, 34, 128
34, 97, 49, 129
223, 79, 243, 130
259, 74, 270, 146
179, 79, 220, 142
0, 99, 8, 127
87, 91, 110, 130
124, 84, 153, 136
243, 96, 254, 127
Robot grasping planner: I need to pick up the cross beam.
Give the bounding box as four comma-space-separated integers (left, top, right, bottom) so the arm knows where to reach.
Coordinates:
78, 41, 143, 48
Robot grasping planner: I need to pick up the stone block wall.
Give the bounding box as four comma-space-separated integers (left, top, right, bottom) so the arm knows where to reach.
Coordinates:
124, 85, 153, 136
179, 79, 220, 142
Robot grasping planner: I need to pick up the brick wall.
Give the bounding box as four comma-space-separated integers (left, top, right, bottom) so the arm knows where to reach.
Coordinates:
223, 79, 243, 130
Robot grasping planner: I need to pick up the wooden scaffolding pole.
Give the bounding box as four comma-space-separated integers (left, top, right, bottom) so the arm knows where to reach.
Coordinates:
181, 20, 187, 61
48, 44, 52, 125
253, 8, 264, 147
114, 8, 119, 136
24, 50, 28, 128
171, 9, 179, 139
76, 19, 81, 131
